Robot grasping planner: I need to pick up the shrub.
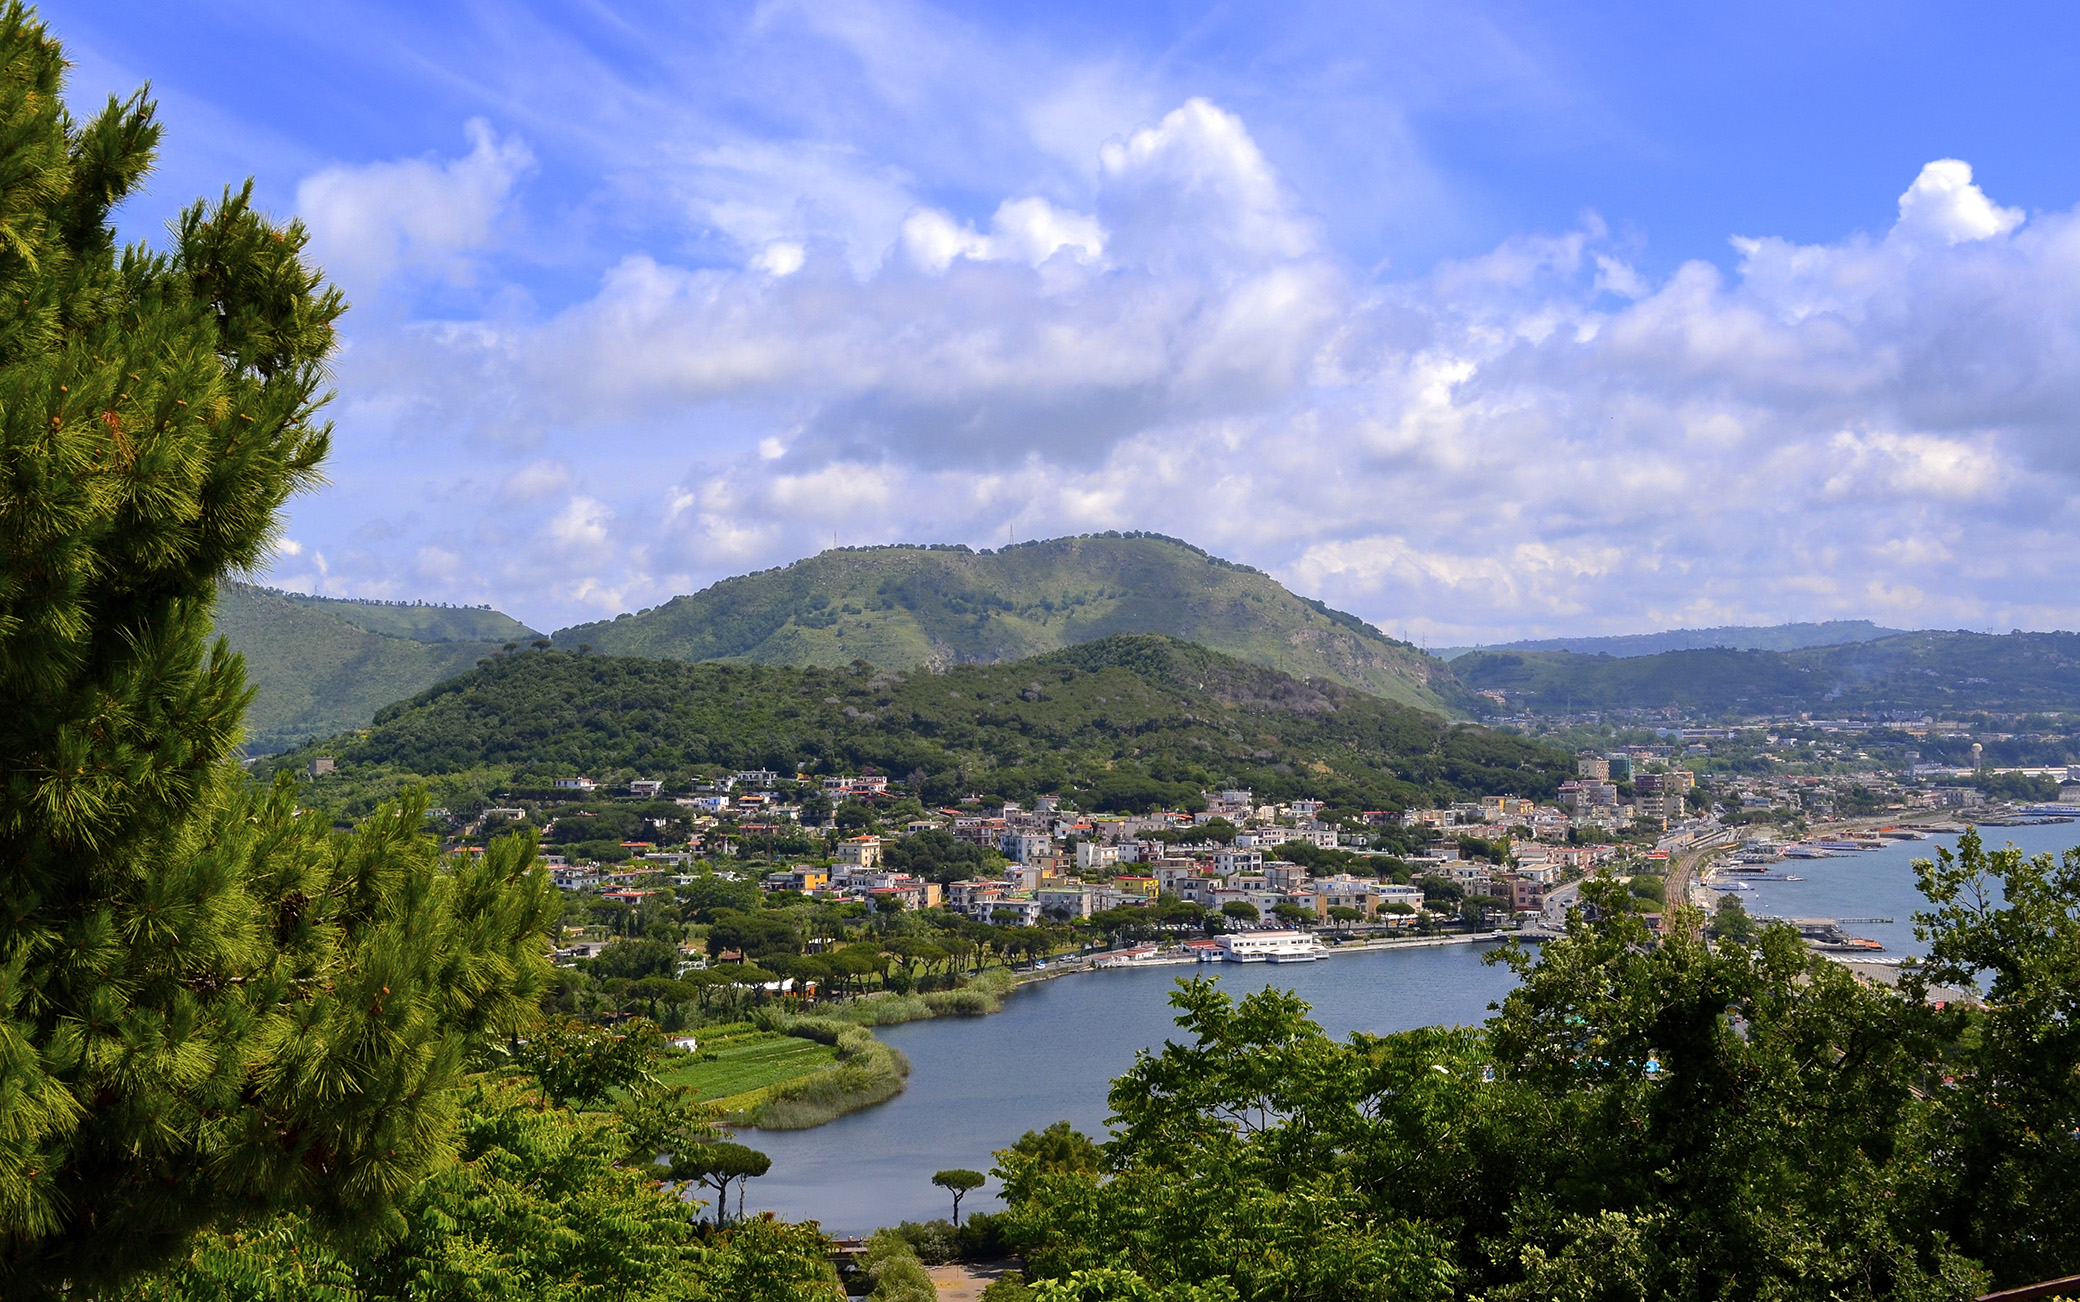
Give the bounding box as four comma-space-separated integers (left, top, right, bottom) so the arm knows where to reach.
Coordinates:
896, 1218, 963, 1265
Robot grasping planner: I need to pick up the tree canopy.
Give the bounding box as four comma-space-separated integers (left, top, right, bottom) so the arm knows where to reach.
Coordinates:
994, 845, 2080, 1299
0, 14, 555, 1291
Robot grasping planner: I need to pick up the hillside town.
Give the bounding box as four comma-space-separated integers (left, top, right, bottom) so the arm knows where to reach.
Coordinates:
470, 732, 2080, 978
513, 755, 1728, 960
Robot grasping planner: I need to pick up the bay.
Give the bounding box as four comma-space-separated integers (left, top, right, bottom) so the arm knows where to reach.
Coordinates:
1715, 818, 2078, 957
737, 816, 2080, 1235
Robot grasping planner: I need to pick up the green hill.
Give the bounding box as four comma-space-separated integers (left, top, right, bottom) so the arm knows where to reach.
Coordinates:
212, 583, 539, 754
550, 534, 1463, 714
258, 635, 1570, 816
1455, 629, 2080, 717
267, 589, 538, 643
1434, 619, 1909, 660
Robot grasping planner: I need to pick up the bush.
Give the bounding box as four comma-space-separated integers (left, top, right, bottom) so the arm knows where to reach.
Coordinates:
959, 1210, 1014, 1260
896, 1218, 962, 1265
979, 1274, 1034, 1302
863, 1228, 937, 1302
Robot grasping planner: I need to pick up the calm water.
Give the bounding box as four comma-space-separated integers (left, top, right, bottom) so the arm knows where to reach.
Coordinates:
740, 817, 2080, 1235
742, 942, 1519, 1233
1713, 819, 2078, 957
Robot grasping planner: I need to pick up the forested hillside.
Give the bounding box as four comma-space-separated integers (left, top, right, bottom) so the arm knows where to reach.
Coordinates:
551, 534, 1464, 714
260, 635, 1570, 814
266, 587, 538, 643
1438, 619, 1908, 660
213, 583, 536, 752
1456, 628, 2080, 716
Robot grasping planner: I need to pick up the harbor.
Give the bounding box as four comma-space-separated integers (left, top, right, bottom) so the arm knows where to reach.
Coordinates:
1698, 813, 2079, 960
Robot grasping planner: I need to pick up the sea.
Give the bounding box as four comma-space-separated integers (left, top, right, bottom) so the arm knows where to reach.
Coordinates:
738, 818, 2080, 1235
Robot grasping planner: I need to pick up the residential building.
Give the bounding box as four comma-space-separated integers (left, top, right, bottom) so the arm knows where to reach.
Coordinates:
1076, 841, 1121, 871
765, 867, 830, 893
1213, 848, 1264, 875
629, 779, 663, 798
836, 835, 884, 869
1003, 832, 1054, 864
554, 777, 596, 791
1507, 876, 1548, 913
1310, 874, 1381, 920
981, 896, 1044, 927
1038, 884, 1098, 919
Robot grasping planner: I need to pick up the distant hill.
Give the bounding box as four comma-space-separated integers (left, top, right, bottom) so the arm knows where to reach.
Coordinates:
1454, 629, 2080, 717
257, 634, 1571, 814
267, 589, 538, 643
552, 534, 1462, 714
213, 583, 539, 754
1434, 620, 1909, 661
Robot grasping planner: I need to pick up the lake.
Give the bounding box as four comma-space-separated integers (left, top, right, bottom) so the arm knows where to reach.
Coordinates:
739, 817, 2080, 1235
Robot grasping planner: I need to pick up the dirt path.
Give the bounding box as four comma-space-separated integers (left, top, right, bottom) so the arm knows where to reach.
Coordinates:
926, 1260, 1019, 1301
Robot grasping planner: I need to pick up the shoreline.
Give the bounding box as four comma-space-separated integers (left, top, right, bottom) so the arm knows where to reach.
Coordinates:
724, 930, 1521, 1131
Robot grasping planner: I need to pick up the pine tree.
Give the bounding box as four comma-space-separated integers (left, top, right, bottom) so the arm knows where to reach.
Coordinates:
0, 6, 556, 1293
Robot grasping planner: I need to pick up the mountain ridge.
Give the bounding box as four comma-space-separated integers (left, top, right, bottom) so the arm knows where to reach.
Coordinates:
1433, 619, 1910, 661
1454, 628, 2080, 717
550, 533, 1463, 714
213, 583, 537, 753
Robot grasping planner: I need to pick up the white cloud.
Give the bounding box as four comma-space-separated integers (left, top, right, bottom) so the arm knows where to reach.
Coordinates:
1891, 159, 2024, 247
898, 197, 1106, 272
303, 127, 2080, 641
296, 119, 534, 290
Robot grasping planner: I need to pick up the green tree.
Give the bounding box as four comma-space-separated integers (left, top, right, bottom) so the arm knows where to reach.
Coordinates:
0, 19, 558, 1285
510, 1018, 666, 1110
1708, 891, 1757, 941
1221, 900, 1260, 923
1003, 1122, 1104, 1180
590, 935, 682, 980
674, 1141, 774, 1225
862, 1228, 937, 1302
1913, 829, 2080, 1285
112, 1079, 840, 1302
933, 1168, 987, 1226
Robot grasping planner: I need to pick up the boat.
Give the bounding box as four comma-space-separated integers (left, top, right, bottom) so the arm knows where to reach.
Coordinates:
1216, 931, 1324, 963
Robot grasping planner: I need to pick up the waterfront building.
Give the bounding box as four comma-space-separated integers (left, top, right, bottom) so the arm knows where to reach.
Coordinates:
1214, 931, 1324, 962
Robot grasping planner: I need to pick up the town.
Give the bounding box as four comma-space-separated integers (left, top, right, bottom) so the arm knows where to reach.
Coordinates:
436, 735, 2078, 992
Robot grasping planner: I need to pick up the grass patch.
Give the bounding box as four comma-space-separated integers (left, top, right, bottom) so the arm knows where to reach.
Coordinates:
653, 1032, 837, 1102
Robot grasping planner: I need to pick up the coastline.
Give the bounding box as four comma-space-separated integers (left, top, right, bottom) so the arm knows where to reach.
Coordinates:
723, 929, 1519, 1130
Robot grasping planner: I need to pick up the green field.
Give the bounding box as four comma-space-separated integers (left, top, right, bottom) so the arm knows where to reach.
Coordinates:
657, 1033, 837, 1102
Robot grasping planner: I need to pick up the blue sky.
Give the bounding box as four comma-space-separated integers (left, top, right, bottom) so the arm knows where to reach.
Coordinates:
43, 0, 2080, 642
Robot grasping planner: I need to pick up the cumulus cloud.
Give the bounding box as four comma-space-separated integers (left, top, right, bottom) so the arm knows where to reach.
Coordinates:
1891, 159, 2024, 247
297, 101, 2080, 642
897, 196, 1106, 272
296, 119, 533, 289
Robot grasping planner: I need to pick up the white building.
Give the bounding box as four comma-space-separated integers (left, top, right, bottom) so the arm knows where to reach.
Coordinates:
1076, 841, 1120, 870
1215, 931, 1323, 962
1213, 848, 1264, 875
